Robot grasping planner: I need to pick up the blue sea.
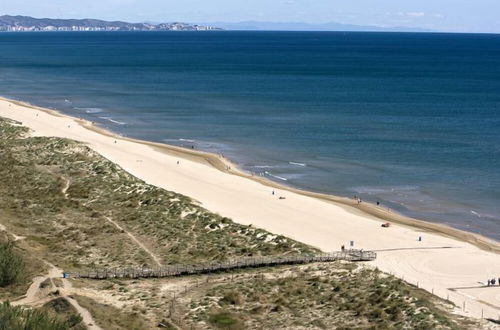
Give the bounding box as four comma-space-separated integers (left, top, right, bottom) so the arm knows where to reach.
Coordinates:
0, 31, 499, 241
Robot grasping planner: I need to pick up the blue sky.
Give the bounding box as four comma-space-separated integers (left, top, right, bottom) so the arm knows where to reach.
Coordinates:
1, 0, 499, 33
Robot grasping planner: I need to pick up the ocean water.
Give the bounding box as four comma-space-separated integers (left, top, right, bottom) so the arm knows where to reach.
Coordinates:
0, 31, 499, 241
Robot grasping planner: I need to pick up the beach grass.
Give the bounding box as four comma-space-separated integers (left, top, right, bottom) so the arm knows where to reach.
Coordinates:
0, 300, 81, 330
0, 117, 315, 272
0, 117, 483, 329
73, 295, 150, 330
0, 233, 46, 301
184, 263, 477, 330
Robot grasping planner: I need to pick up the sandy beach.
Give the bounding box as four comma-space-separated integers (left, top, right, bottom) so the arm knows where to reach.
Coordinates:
1, 96, 499, 321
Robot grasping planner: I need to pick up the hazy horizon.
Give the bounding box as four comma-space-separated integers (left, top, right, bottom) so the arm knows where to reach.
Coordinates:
1, 0, 499, 33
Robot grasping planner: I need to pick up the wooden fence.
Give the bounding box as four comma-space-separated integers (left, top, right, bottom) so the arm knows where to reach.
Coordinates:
66, 249, 376, 280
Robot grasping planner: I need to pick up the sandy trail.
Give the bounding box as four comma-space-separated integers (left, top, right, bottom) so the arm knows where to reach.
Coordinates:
65, 296, 101, 329
1, 98, 499, 322
63, 174, 163, 267
103, 214, 163, 267
0, 223, 25, 241
1, 220, 100, 328
11, 262, 102, 330
61, 177, 71, 199
11, 266, 61, 307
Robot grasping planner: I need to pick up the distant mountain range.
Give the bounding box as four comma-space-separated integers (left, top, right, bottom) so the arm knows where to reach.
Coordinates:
199, 21, 431, 32
0, 15, 220, 32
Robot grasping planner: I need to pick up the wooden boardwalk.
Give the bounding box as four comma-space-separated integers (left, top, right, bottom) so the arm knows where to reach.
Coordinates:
66, 250, 376, 280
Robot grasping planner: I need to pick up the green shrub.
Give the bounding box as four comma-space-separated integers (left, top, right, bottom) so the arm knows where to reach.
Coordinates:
0, 301, 69, 330
0, 241, 24, 287
208, 311, 244, 330
220, 291, 243, 306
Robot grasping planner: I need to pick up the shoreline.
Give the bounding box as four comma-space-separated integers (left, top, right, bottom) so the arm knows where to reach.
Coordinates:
1, 96, 500, 321
3, 96, 499, 254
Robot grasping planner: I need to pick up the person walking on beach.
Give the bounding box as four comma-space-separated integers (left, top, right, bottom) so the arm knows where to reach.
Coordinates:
492, 278, 497, 286
487, 279, 491, 286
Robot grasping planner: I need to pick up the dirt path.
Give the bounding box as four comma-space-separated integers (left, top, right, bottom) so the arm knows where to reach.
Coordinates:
12, 262, 102, 330
12, 265, 60, 307
1, 204, 100, 328
65, 296, 101, 329
102, 215, 163, 267
0, 223, 25, 241
61, 177, 71, 199
76, 182, 163, 268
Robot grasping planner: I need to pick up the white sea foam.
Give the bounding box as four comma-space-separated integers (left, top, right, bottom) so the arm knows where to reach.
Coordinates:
75, 107, 104, 114
264, 171, 288, 181
289, 161, 307, 167
99, 116, 126, 125
254, 165, 274, 169
179, 138, 195, 143
353, 185, 419, 195
470, 210, 482, 218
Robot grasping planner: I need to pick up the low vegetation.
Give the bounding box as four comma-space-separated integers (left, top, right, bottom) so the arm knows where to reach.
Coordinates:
0, 241, 24, 288
0, 117, 314, 272
0, 233, 45, 300
0, 117, 484, 329
184, 264, 476, 330
41, 298, 85, 330
75, 295, 150, 330
0, 301, 74, 330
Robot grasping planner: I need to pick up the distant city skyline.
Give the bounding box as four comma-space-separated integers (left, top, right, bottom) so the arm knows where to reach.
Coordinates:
0, 0, 499, 33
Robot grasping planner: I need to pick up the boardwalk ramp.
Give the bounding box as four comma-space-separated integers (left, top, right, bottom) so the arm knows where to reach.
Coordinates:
67, 249, 376, 280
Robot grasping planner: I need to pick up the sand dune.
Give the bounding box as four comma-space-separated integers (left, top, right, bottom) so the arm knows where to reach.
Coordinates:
1, 97, 499, 321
